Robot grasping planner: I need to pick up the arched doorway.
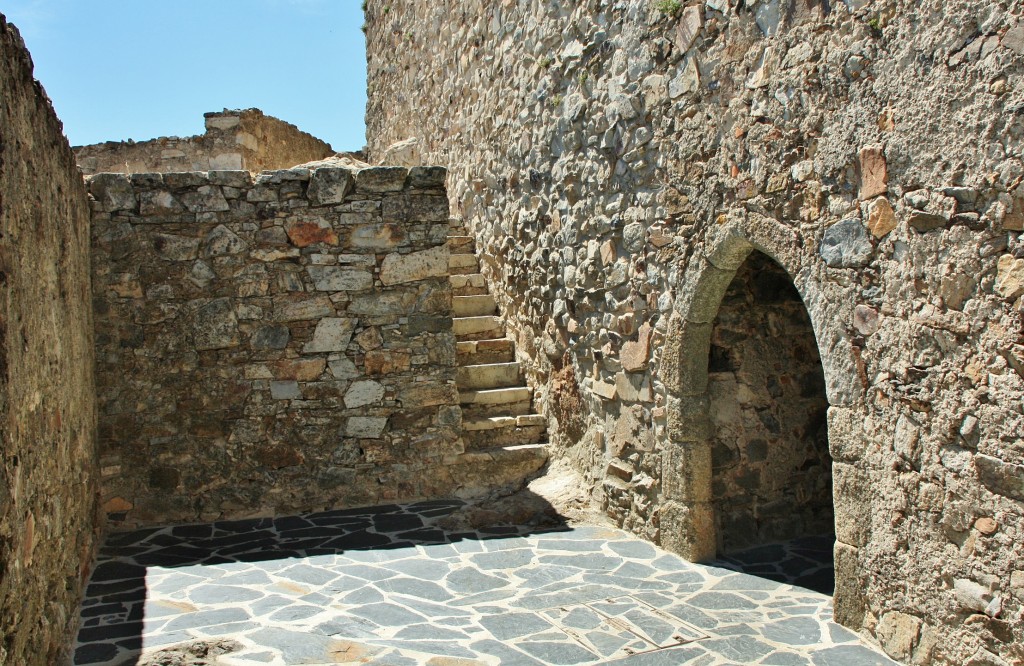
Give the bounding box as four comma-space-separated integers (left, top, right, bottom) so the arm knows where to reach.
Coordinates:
707, 250, 834, 592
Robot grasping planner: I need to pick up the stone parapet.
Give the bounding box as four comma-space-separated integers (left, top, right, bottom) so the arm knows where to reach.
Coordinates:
89, 164, 462, 528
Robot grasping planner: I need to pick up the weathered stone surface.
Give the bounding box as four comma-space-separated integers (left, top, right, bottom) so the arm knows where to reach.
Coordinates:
858, 145, 888, 200
975, 455, 1024, 501
344, 380, 386, 408
1, 16, 99, 665
380, 245, 449, 285
307, 266, 374, 291
303, 318, 356, 353
308, 167, 354, 204
287, 218, 339, 247
995, 254, 1024, 300
620, 322, 652, 373
866, 197, 897, 238
819, 218, 872, 268
193, 298, 240, 350
251, 325, 290, 350
347, 416, 389, 438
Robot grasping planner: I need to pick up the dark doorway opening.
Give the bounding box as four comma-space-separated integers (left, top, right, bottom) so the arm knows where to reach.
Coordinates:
706, 251, 835, 594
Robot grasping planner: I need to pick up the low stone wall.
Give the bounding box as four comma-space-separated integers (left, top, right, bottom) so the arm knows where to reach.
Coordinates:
0, 14, 99, 666
75, 108, 335, 175
90, 165, 462, 528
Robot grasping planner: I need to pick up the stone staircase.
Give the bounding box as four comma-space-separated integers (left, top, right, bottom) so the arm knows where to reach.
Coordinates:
446, 219, 549, 495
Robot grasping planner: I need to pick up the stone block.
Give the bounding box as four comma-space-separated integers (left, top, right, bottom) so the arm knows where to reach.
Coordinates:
407, 165, 447, 189
275, 296, 334, 321
832, 463, 871, 547
286, 219, 338, 247
270, 381, 301, 400
820, 218, 873, 268
349, 223, 408, 249
833, 542, 865, 628
355, 166, 408, 192
250, 325, 290, 350
380, 245, 449, 285
192, 298, 239, 350
858, 145, 887, 200
399, 383, 458, 408
307, 266, 373, 291
88, 173, 137, 211
975, 454, 1024, 501
866, 197, 897, 238
303, 318, 356, 353
995, 254, 1024, 300
153, 233, 199, 261
877, 611, 922, 662
344, 380, 386, 408
308, 167, 354, 205
346, 416, 388, 438
365, 351, 412, 375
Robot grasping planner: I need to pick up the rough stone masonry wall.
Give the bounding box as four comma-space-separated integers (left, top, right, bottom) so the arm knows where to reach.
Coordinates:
75, 108, 335, 175
0, 14, 100, 666
89, 165, 461, 529
365, 1, 1024, 663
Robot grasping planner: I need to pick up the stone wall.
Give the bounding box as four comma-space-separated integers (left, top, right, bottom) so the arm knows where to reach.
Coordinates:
89, 165, 465, 529
365, 1, 1024, 663
75, 108, 335, 175
0, 14, 100, 666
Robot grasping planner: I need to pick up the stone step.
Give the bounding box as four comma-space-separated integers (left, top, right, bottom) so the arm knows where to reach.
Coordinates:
457, 338, 515, 365
449, 218, 468, 235
463, 415, 548, 449
449, 253, 480, 275
453, 294, 497, 317
451, 275, 488, 297
456, 362, 522, 391
453, 315, 504, 340
447, 443, 549, 499
459, 387, 533, 417
447, 235, 476, 254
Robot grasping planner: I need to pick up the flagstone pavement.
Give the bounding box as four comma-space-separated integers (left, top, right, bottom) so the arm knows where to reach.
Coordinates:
73, 499, 897, 666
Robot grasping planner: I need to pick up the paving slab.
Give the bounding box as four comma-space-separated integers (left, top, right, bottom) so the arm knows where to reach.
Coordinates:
73, 502, 897, 666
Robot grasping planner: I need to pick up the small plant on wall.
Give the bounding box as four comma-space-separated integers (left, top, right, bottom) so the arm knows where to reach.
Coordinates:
655, 0, 684, 17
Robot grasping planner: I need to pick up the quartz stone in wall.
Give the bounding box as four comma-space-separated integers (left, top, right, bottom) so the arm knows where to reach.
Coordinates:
0, 13, 99, 666
365, 1, 1024, 663
75, 108, 335, 175
90, 165, 461, 529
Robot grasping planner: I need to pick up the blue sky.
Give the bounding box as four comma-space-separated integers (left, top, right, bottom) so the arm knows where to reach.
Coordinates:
3, 0, 367, 151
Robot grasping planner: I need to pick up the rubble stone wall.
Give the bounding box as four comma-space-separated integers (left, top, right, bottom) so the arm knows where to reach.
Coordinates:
0, 15, 99, 666
365, 1, 1024, 663
75, 108, 335, 175
90, 165, 462, 529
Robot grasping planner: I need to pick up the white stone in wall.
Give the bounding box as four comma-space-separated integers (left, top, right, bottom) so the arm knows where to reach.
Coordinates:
303, 318, 356, 353
379, 245, 449, 286
344, 380, 385, 409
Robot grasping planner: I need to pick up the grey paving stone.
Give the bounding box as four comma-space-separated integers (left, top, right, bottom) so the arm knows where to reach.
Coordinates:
267, 604, 323, 622
517, 640, 597, 665
393, 623, 469, 640
687, 591, 760, 610
381, 558, 452, 581
348, 601, 426, 627
607, 539, 659, 560
275, 563, 339, 586
470, 548, 535, 570
162, 608, 250, 632
246, 626, 356, 664
700, 634, 775, 662
188, 584, 264, 604
445, 567, 509, 594
827, 623, 860, 644
379, 576, 453, 601
478, 611, 554, 641
539, 553, 621, 571
609, 644, 709, 664
762, 650, 813, 665
761, 617, 823, 646
810, 645, 899, 666
469, 638, 548, 666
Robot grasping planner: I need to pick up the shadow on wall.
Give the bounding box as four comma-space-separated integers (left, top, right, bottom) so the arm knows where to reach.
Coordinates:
707, 251, 834, 558
72, 494, 569, 665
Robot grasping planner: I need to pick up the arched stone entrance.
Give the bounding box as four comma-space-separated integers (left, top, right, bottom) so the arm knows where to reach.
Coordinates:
659, 214, 865, 614
707, 250, 833, 589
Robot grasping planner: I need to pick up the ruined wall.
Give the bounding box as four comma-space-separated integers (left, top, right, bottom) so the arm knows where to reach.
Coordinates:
365, 1, 1024, 663
709, 251, 832, 553
90, 165, 465, 529
75, 108, 335, 175
0, 14, 100, 666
